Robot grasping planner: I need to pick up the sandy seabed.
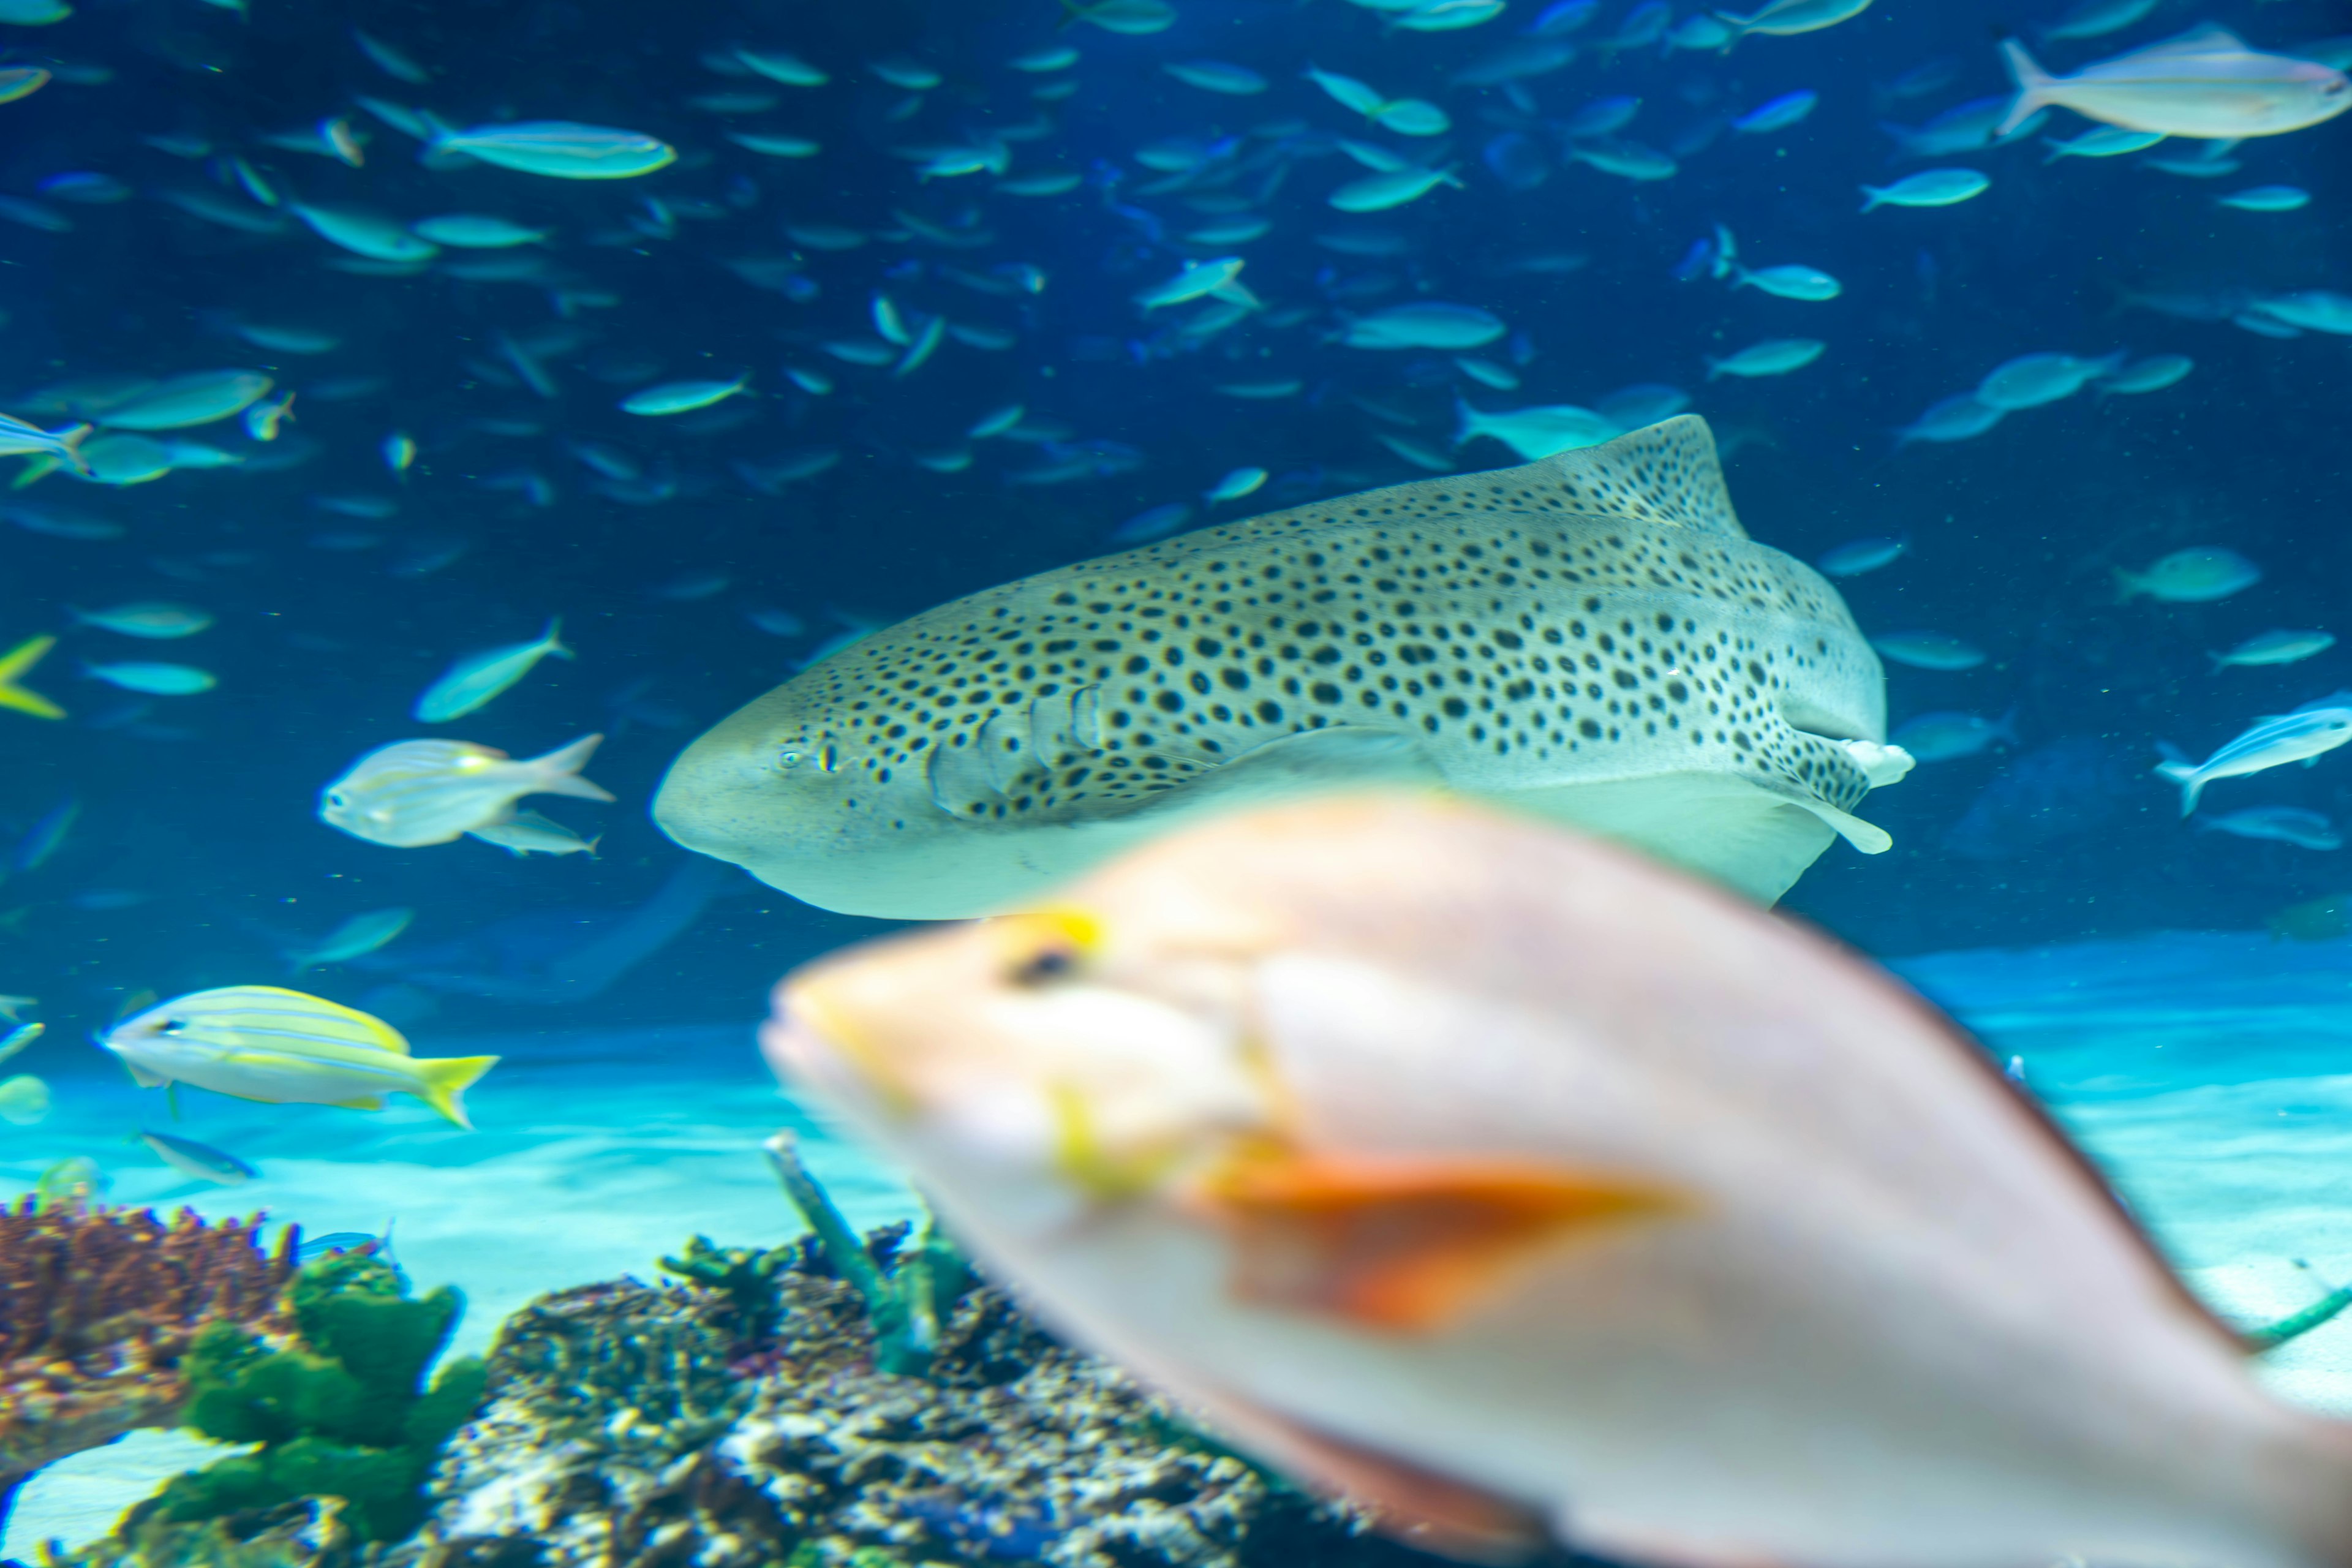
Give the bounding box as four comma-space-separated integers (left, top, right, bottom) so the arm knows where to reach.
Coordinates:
10, 933, 2352, 1558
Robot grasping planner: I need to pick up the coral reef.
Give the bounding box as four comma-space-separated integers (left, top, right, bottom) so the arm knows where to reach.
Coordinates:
409, 1228, 1458, 1568
0, 1199, 294, 1540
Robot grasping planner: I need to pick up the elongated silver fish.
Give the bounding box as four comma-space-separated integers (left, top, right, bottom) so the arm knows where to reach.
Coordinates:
655, 418, 1910, 916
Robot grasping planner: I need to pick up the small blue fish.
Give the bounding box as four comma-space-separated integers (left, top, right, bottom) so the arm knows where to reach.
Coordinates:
83, 661, 216, 695
1204, 467, 1268, 503
140, 1128, 257, 1185
1817, 537, 1907, 577
1732, 91, 1820, 134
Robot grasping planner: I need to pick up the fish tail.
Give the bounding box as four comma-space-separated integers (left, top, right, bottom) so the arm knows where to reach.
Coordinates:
2207, 651, 2230, 673
2110, 567, 2143, 603
2152, 759, 2201, 816
1858, 187, 1883, 213
1995, 38, 2056, 137
412, 1054, 499, 1129
1703, 357, 1725, 380
543, 615, 573, 660
53, 421, 91, 475
529, 732, 618, 802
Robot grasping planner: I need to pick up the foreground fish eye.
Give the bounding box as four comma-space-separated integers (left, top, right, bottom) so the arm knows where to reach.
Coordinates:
1008, 944, 1080, 987
777, 748, 804, 770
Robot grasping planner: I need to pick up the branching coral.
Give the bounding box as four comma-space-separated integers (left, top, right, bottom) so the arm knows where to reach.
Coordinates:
0, 1200, 294, 1537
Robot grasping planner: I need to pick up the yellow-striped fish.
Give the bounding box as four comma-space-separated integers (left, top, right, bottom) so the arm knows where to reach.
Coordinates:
0, 635, 63, 720
101, 986, 499, 1128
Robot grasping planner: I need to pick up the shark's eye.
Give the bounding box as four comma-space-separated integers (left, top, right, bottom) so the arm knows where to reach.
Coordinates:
777, 748, 804, 771
325, 791, 347, 809
159, 1019, 186, 1035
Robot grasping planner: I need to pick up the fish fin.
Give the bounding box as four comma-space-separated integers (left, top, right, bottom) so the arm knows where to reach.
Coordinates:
2130, 23, 2248, 59
2152, 760, 2203, 815
543, 616, 573, 660
0, 635, 64, 720
529, 733, 616, 801
1193, 1146, 1691, 1333
1995, 38, 2057, 137
123, 1061, 168, 1088
1528, 413, 1747, 537
1189, 1389, 1555, 1565
411, 1054, 499, 1129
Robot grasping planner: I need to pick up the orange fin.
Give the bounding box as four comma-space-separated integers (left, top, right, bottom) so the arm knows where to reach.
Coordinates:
1193, 1384, 1553, 1564
1196, 1150, 1691, 1333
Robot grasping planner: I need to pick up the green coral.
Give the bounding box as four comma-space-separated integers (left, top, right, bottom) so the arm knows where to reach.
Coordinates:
763, 1130, 970, 1378
148, 1248, 486, 1544
658, 1234, 795, 1344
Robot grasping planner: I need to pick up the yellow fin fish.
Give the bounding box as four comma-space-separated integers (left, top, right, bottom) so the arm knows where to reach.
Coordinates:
0, 634, 64, 719
102, 984, 497, 1128
769, 793, 2352, 1568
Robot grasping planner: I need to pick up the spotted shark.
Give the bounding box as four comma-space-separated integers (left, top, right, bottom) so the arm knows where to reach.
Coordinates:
654, 417, 1912, 917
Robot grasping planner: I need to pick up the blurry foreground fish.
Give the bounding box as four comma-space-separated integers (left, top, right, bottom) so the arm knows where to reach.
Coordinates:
103, 986, 497, 1127
321, 734, 613, 847
2157, 705, 2352, 815
2114, 546, 2260, 603
1998, 27, 2351, 138
2197, 806, 2342, 851
415, 618, 571, 722
283, 907, 414, 971
655, 417, 1910, 914
768, 793, 2352, 1568
139, 1128, 257, 1184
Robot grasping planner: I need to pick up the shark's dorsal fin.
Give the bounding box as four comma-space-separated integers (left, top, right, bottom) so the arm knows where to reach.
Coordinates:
1532, 415, 1747, 539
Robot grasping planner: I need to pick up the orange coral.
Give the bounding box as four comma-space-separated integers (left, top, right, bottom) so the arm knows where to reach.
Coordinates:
0, 1201, 296, 1527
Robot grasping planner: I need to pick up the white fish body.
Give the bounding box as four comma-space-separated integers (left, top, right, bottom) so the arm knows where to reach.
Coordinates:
426, 121, 677, 179
654, 417, 1910, 915
1997, 26, 2352, 138
466, 808, 601, 857
2096, 354, 2193, 394
1977, 350, 2127, 410
70, 601, 212, 638
102, 985, 497, 1126
1704, 339, 1825, 379
1453, 398, 1621, 459
2157, 707, 2352, 815
769, 795, 2352, 1568
1891, 708, 2018, 761
321, 733, 614, 847
140, 1128, 257, 1183
414, 618, 571, 722
1859, 168, 1989, 210
1816, 537, 1905, 576
283, 906, 415, 971
2114, 546, 2260, 602
2211, 630, 2334, 671
1731, 263, 1840, 300
83, 660, 214, 695
1714, 0, 1871, 36
2197, 806, 2342, 850
1869, 631, 1986, 670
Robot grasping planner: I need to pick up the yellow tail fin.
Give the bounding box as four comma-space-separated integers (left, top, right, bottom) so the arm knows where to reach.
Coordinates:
0, 635, 64, 720
412, 1054, 500, 1129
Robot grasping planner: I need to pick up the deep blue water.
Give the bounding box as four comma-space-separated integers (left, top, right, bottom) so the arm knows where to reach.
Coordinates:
0, 3, 2343, 1052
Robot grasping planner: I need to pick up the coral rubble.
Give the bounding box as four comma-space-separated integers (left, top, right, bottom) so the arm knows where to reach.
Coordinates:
0, 1200, 293, 1539
413, 1224, 1455, 1568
